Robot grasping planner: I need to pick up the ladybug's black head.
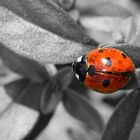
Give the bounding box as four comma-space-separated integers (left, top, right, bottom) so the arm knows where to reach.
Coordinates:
72, 55, 87, 81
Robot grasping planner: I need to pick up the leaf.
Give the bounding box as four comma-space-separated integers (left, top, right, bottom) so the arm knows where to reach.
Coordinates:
122, 70, 138, 90
67, 128, 87, 140
40, 67, 73, 114
0, 0, 26, 16
76, 1, 132, 17
40, 81, 62, 114
0, 60, 21, 85
126, 14, 140, 44
80, 16, 133, 43
56, 0, 76, 11
0, 6, 91, 64
0, 43, 48, 82
1, 79, 55, 140
63, 88, 104, 133
129, 109, 140, 140
4, 78, 30, 99
0, 79, 43, 140
128, 14, 140, 46
101, 88, 140, 140
69, 9, 80, 22
54, 67, 74, 90
135, 69, 140, 86
0, 102, 39, 140
48, 0, 76, 11
4, 79, 46, 111
45, 64, 57, 77
0, 0, 97, 45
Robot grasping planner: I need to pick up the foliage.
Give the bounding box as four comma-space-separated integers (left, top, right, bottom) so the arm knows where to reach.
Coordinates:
0, 0, 140, 140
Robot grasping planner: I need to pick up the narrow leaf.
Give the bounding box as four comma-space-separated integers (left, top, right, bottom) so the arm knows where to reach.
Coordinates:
0, 102, 39, 140
101, 88, 140, 140
0, 60, 21, 85
40, 81, 62, 114
0, 0, 97, 45
0, 0, 26, 16
54, 67, 74, 90
0, 43, 48, 82
3, 79, 54, 140
126, 14, 140, 44
63, 88, 104, 133
80, 17, 133, 43
129, 108, 140, 140
77, 1, 132, 17
4, 79, 45, 111
56, 0, 76, 11
0, 81, 41, 140
41, 67, 73, 114
4, 78, 30, 99
0, 6, 91, 64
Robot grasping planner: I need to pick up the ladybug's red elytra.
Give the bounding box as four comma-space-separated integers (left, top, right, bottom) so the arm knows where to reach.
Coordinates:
72, 47, 135, 93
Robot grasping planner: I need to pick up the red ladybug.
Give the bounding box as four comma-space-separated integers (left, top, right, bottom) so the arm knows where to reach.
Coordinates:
72, 47, 135, 93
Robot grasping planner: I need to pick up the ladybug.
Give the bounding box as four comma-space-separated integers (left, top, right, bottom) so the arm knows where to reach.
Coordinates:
72, 47, 135, 93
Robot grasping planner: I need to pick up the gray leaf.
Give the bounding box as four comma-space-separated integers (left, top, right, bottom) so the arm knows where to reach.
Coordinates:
63, 88, 104, 133
101, 88, 140, 140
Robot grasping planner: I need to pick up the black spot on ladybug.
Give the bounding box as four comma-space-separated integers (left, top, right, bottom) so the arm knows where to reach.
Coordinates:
88, 65, 95, 76
122, 53, 127, 58
107, 72, 113, 74
98, 49, 104, 53
103, 57, 112, 66
102, 79, 110, 87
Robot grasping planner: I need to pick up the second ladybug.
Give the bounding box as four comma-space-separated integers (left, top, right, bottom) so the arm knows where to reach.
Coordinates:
72, 47, 135, 93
